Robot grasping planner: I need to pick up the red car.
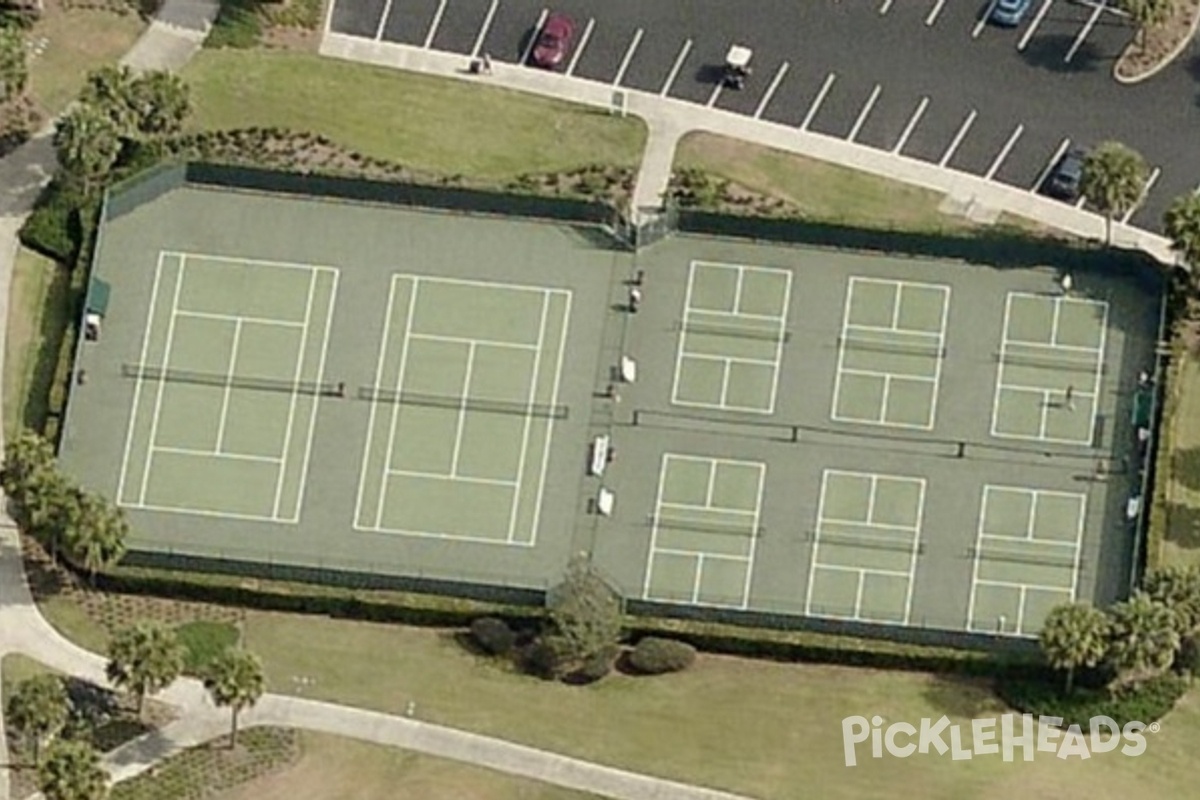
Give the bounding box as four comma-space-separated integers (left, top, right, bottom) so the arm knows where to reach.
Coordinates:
530, 13, 575, 70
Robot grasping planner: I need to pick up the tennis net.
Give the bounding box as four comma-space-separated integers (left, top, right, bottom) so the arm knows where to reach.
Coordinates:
122, 363, 340, 396
999, 351, 1102, 374
682, 321, 790, 343
816, 529, 919, 553
972, 545, 1078, 569
653, 515, 761, 538
840, 335, 945, 359
358, 388, 568, 419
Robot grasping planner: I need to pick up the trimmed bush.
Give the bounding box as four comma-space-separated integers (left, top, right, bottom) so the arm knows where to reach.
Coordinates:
523, 635, 570, 680
469, 617, 516, 657
19, 181, 87, 263
996, 671, 1188, 731
569, 645, 617, 685
629, 637, 697, 675
175, 620, 239, 675
1174, 635, 1200, 678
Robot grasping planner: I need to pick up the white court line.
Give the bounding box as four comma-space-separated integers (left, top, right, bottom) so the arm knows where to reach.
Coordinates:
718, 357, 734, 406
902, 479, 928, 624
813, 563, 910, 580
1064, 0, 1105, 64
412, 331, 538, 351
424, 0, 448, 47
838, 367, 937, 385
800, 73, 836, 131
975, 576, 1075, 594
690, 305, 785, 322
126, 502, 299, 524
138, 256, 188, 506
505, 291, 550, 543
470, 0, 499, 59
389, 273, 555, 294
271, 269, 318, 520
755, 62, 789, 119
893, 97, 929, 154
518, 9, 549, 66
525, 289, 571, 547
642, 454, 674, 600
925, 0, 948, 26
214, 320, 244, 453
448, 344, 478, 477
1085, 301, 1110, 446
660, 39, 692, 95
966, 485, 992, 632
980, 531, 1077, 547
612, 28, 643, 86
684, 352, 778, 368
1032, 138, 1071, 192
1018, 0, 1054, 51
845, 322, 941, 339
848, 84, 881, 143
1005, 337, 1102, 354
1121, 165, 1161, 224
152, 446, 283, 464
939, 110, 977, 167
973, 0, 1000, 38
374, 278, 420, 530
986, 124, 1024, 180
765, 269, 793, 415
161, 250, 338, 275
353, 275, 400, 528
670, 263, 702, 406
387, 468, 517, 488
739, 462, 767, 609
660, 499, 758, 516
879, 0, 894, 14
291, 269, 340, 523
116, 253, 167, 506
829, 278, 859, 423
176, 309, 305, 328
374, 0, 394, 40
364, 523, 535, 546
653, 547, 749, 563
988, 292, 1015, 439
565, 18, 593, 76
926, 283, 952, 429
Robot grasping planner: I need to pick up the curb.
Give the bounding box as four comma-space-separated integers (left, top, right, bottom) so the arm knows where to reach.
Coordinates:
1113, 1, 1200, 85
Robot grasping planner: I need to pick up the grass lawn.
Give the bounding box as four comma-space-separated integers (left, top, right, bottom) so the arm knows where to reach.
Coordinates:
213, 731, 602, 800
181, 50, 647, 181
26, 2, 146, 116
2, 247, 70, 440
0, 653, 55, 704
1161, 349, 1200, 566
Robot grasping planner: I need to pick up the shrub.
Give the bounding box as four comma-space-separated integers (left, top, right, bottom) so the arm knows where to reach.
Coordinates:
19, 181, 87, 263
469, 617, 516, 657
1174, 635, 1200, 678
175, 620, 239, 675
629, 637, 697, 675
569, 645, 618, 685
996, 671, 1188, 731
523, 635, 570, 680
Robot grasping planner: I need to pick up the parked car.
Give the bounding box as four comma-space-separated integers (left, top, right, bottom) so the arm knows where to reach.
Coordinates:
530, 13, 575, 70
991, 0, 1033, 26
1044, 147, 1088, 201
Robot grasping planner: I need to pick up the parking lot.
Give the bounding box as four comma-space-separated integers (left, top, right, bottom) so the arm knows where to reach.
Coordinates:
328, 0, 1200, 232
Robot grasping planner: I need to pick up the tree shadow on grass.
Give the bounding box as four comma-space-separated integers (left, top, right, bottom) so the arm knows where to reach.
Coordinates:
919, 674, 1010, 721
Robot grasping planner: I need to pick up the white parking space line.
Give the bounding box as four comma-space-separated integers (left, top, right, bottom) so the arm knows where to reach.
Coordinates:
848, 84, 881, 143
518, 9, 549, 66
423, 0, 448, 47
374, 0, 394, 40
1018, 0, 1054, 51
1032, 138, 1071, 192
986, 124, 1024, 180
939, 110, 977, 167
893, 96, 929, 153
1121, 166, 1161, 224
755, 62, 789, 119
565, 18, 594, 75
926, 0, 948, 26
973, 0, 1000, 38
1075, 194, 1087, 209
661, 39, 692, 95
1065, 0, 1105, 64
613, 28, 643, 86
801, 73, 836, 131
879, 0, 894, 14
706, 81, 722, 107
471, 0, 499, 58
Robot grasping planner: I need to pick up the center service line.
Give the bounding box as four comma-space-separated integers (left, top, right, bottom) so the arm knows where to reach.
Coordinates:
471, 0, 499, 58
939, 110, 977, 167
1064, 1, 1105, 64
973, 0, 1000, 39
613, 28, 644, 86
1018, 0, 1054, 51
518, 9, 549, 66
848, 84, 881, 143
565, 18, 594, 75
755, 62, 790, 119
423, 0, 448, 47
800, 73, 836, 131
893, 97, 929, 153
985, 124, 1024, 180
661, 39, 692, 95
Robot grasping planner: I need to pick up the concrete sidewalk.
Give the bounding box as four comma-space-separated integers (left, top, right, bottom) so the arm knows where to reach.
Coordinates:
319, 33, 1178, 265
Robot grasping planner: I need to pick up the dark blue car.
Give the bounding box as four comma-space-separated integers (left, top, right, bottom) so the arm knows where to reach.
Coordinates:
991, 0, 1033, 26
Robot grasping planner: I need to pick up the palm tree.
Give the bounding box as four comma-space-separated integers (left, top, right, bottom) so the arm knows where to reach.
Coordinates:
1120, 0, 1176, 52
62, 490, 128, 584
1080, 141, 1150, 245
106, 622, 184, 719
0, 26, 28, 103
1, 429, 58, 507
38, 740, 108, 800
1164, 193, 1200, 271
126, 70, 191, 139
6, 674, 69, 764
79, 64, 137, 134
1107, 592, 1181, 680
53, 104, 122, 196
203, 648, 266, 748
1039, 602, 1110, 693
1144, 564, 1200, 635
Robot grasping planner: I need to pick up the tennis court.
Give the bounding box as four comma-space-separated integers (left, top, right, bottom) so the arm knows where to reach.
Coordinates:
967, 485, 1084, 636
116, 251, 339, 522
353, 275, 571, 545
991, 292, 1108, 445
832, 277, 949, 429
671, 260, 792, 414
805, 469, 925, 624
642, 453, 765, 608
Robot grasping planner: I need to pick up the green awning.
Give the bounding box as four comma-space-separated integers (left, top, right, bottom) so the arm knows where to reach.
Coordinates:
86, 278, 111, 316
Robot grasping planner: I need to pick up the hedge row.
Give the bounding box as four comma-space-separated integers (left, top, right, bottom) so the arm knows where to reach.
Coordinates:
996, 672, 1189, 731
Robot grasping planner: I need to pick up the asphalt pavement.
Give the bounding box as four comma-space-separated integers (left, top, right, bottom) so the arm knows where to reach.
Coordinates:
328, 0, 1200, 233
